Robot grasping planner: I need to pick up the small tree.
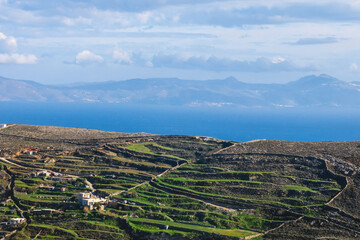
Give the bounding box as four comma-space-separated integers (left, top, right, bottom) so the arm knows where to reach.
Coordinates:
196, 211, 207, 222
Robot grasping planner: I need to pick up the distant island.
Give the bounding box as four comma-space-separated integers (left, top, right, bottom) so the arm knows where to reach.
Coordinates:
0, 124, 359, 239
1, 74, 360, 107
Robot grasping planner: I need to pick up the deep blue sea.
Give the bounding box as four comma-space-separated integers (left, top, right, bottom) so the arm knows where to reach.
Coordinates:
1, 102, 360, 142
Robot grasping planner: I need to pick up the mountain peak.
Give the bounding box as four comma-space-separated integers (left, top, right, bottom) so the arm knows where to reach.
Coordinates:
319, 73, 332, 78
289, 74, 342, 86
224, 76, 238, 82
319, 74, 338, 80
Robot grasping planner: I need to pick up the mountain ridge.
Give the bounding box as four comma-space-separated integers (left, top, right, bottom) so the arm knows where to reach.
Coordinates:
0, 74, 359, 107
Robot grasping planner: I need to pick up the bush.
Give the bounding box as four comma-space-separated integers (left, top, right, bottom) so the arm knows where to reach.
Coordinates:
83, 206, 90, 213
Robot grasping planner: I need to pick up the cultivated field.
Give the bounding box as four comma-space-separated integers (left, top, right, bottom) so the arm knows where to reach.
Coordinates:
0, 125, 359, 239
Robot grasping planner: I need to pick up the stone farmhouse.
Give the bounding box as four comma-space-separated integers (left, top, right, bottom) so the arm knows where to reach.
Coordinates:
77, 192, 107, 210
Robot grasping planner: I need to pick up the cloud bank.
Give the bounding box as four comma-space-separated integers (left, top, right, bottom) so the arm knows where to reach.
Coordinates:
151, 54, 315, 72
0, 1, 358, 83
0, 53, 37, 64
290, 37, 339, 45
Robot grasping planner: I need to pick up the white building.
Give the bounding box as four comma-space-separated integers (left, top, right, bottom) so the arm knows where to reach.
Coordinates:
78, 192, 92, 201
35, 170, 51, 177
77, 192, 106, 210
9, 218, 26, 225
0, 124, 7, 128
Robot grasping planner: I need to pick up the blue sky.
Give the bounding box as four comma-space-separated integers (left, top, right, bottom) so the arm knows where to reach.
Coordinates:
0, 0, 359, 84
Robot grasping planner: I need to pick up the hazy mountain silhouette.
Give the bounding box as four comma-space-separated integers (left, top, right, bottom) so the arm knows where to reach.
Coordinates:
1, 74, 359, 107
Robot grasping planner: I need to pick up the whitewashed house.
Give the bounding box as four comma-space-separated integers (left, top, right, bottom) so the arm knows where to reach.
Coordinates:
77, 192, 106, 210
0, 124, 7, 128
35, 170, 51, 177
78, 192, 92, 201
9, 218, 26, 225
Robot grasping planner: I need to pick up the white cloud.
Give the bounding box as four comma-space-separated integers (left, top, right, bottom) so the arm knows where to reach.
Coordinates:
113, 49, 132, 64
272, 57, 286, 64
350, 63, 358, 71
75, 50, 104, 64
85, 8, 131, 27
0, 32, 17, 53
62, 18, 74, 26
0, 5, 43, 24
62, 17, 92, 26
0, 32, 37, 64
0, 53, 37, 64
137, 11, 152, 24
172, 15, 180, 23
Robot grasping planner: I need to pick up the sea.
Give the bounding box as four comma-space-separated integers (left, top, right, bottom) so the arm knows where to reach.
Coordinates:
1, 102, 360, 142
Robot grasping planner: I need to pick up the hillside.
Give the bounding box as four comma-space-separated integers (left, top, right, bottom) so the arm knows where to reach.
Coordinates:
0, 125, 359, 239
2, 74, 360, 107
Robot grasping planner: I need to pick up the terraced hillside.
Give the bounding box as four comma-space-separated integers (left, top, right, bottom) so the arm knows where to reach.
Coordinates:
0, 124, 359, 239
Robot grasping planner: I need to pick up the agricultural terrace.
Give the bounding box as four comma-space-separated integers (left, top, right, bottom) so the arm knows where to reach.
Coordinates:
0, 125, 359, 239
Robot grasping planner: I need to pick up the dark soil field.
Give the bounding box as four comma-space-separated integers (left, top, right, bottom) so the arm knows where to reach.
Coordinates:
0, 124, 359, 239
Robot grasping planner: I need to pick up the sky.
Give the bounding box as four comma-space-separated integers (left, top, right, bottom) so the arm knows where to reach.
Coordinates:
0, 0, 360, 84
